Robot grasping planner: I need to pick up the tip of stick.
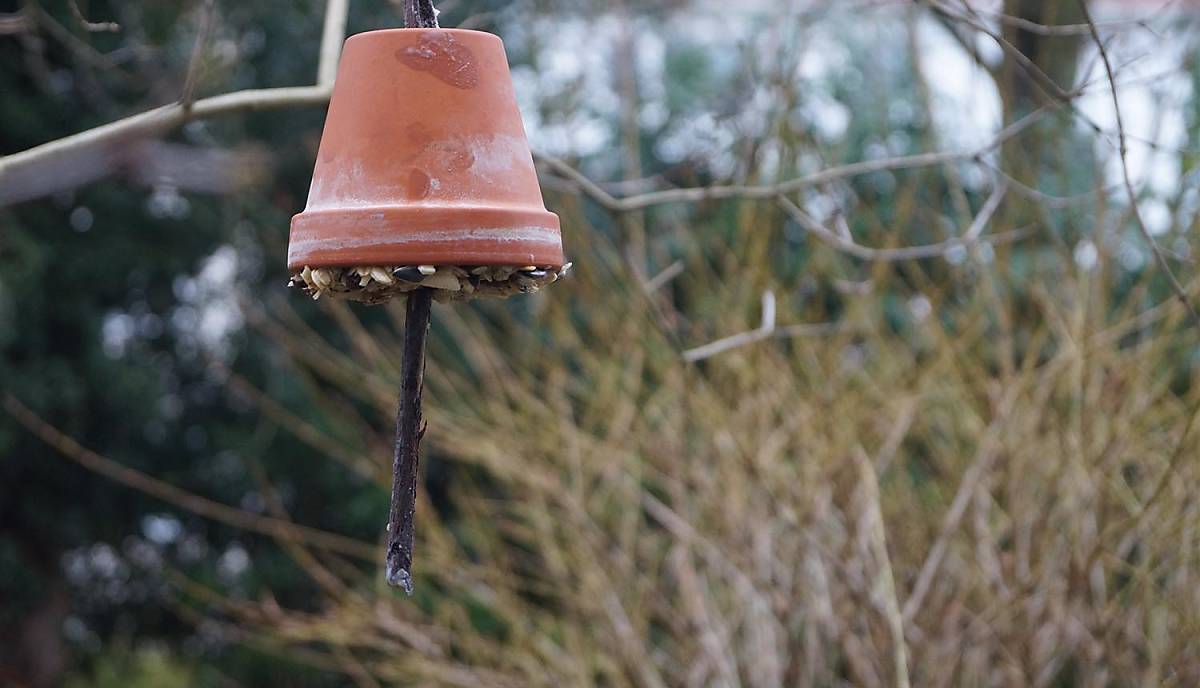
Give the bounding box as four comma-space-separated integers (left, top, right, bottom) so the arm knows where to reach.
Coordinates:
386, 563, 414, 595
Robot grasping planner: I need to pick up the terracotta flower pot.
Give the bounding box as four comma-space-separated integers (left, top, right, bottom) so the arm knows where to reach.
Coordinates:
287, 29, 563, 272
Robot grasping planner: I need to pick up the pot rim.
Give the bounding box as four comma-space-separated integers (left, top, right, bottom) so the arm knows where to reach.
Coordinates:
344, 27, 503, 45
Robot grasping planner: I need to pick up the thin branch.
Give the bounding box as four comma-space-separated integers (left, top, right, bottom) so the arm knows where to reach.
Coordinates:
932, 10, 999, 74
0, 12, 31, 35
405, 0, 440, 29
682, 291, 846, 362
0, 0, 350, 205
385, 289, 433, 595
853, 446, 911, 688
181, 0, 217, 109
537, 108, 1040, 213
68, 0, 119, 32
319, 0, 351, 87
643, 260, 684, 294
777, 183, 1018, 263
969, 0, 1172, 37
1074, 0, 1200, 330
683, 291, 776, 363
2, 393, 374, 560
902, 385, 1020, 624
0, 87, 329, 205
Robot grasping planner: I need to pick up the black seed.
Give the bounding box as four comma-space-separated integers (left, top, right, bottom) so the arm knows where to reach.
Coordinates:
522, 269, 548, 279
392, 266, 426, 283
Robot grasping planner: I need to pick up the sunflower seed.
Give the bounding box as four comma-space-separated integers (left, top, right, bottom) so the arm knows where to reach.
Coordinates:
422, 271, 461, 291
290, 260, 571, 303
392, 266, 426, 283
311, 268, 333, 289
370, 267, 394, 285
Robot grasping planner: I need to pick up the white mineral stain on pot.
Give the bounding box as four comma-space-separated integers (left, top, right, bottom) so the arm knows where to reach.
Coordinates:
286, 226, 562, 264
308, 160, 380, 209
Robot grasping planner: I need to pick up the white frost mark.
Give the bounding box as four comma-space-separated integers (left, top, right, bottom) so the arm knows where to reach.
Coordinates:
287, 226, 561, 264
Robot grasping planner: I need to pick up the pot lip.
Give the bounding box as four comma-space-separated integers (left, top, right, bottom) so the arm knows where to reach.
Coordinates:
345, 27, 501, 46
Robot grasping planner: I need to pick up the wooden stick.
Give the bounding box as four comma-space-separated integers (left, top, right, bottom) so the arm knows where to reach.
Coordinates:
405, 0, 440, 29
384, 288, 433, 594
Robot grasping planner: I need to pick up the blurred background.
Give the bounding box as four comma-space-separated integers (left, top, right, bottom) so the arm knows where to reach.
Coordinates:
3, 0, 1200, 685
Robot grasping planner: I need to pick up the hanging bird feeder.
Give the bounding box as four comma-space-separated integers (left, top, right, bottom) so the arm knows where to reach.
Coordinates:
288, 27, 568, 302
287, 1, 567, 595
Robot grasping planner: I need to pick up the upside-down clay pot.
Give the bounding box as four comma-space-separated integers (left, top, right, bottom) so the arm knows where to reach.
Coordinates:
287, 29, 563, 271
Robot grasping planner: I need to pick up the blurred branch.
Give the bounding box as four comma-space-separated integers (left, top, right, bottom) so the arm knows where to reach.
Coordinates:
68, 0, 119, 32
320, 0, 351, 86
537, 109, 1039, 213
777, 182, 1015, 262
682, 291, 846, 363
853, 446, 910, 688
223, 371, 382, 481
0, 12, 31, 34
972, 1, 1165, 36
2, 393, 375, 560
180, 0, 217, 108
1074, 0, 1200, 330
902, 384, 1021, 625
931, 10, 999, 74
0, 0, 350, 205
643, 260, 683, 294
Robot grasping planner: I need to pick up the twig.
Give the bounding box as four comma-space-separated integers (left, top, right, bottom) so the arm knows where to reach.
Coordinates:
777, 184, 1020, 263
683, 291, 776, 363
682, 290, 846, 363
0, 12, 31, 35
970, 0, 1172, 37
853, 446, 911, 688
319, 0, 351, 87
643, 260, 684, 294
1074, 0, 1200, 330
383, 0, 442, 596
535, 109, 1041, 213
902, 385, 1020, 624
385, 288, 433, 594
405, 0, 440, 29
181, 0, 217, 109
0, 0, 350, 205
68, 0, 119, 32
1, 393, 374, 560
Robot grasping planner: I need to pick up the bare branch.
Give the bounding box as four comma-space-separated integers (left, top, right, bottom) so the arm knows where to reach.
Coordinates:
319, 0, 351, 87
853, 446, 911, 688
643, 260, 684, 294
181, 0, 218, 109
68, 0, 119, 32
2, 393, 375, 560
1074, 0, 1200, 330
969, 0, 1170, 37
681, 184, 1008, 363
777, 183, 1017, 263
0, 0, 350, 206
902, 385, 1020, 624
538, 109, 1041, 214
0, 12, 30, 35
0, 86, 330, 206
682, 291, 845, 363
